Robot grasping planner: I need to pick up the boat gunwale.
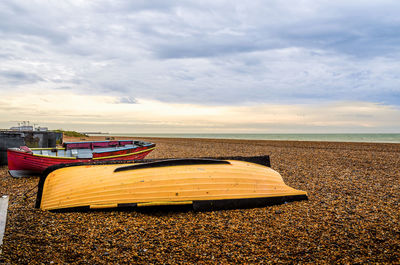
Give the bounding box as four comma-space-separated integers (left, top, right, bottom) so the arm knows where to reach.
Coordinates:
8, 146, 155, 160
31, 147, 66, 151
92, 147, 155, 160
45, 194, 309, 212
63, 140, 136, 145
93, 145, 152, 154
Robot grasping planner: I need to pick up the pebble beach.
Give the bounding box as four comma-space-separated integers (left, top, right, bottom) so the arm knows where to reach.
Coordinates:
0, 136, 399, 264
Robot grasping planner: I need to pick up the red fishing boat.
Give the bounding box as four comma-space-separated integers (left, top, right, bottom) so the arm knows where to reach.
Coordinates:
7, 140, 156, 178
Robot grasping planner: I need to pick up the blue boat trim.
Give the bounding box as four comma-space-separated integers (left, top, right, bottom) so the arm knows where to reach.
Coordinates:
93, 146, 137, 153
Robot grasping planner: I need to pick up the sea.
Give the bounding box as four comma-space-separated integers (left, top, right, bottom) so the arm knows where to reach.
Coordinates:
98, 133, 400, 143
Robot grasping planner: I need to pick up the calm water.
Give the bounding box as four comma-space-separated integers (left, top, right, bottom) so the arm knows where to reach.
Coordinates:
102, 133, 400, 143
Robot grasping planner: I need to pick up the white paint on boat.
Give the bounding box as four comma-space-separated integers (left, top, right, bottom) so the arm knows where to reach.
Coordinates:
9, 170, 38, 178
30, 145, 143, 158
0, 195, 9, 254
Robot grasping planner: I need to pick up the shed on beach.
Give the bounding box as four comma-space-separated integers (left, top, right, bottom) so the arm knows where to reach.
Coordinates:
0, 132, 25, 165
0, 131, 63, 165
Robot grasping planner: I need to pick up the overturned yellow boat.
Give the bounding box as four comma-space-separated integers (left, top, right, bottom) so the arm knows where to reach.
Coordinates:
36, 157, 307, 211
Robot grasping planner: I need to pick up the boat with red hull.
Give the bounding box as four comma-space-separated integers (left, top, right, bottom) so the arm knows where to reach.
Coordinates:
7, 140, 155, 177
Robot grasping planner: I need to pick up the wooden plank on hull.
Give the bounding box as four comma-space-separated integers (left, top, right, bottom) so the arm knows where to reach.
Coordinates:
38, 159, 308, 211
0, 195, 9, 254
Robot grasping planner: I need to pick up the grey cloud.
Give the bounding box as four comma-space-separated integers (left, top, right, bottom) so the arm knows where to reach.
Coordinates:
115, 96, 138, 104
154, 38, 262, 59
131, 1, 400, 59
2, 1, 400, 59
95, 0, 179, 13
1, 0, 400, 106
0, 70, 44, 84
0, 2, 69, 44
54, 86, 73, 90
0, 52, 15, 59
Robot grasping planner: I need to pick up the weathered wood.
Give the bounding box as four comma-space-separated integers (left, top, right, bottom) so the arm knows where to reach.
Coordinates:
0, 195, 9, 254
0, 132, 25, 165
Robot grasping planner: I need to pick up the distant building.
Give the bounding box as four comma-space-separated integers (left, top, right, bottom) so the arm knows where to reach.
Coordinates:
9, 121, 48, 132
10, 126, 34, 131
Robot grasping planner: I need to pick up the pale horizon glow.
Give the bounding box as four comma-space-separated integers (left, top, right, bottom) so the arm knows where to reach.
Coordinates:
1, 1, 400, 133
0, 90, 399, 133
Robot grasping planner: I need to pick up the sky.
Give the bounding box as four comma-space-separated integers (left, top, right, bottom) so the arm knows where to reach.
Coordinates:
0, 0, 399, 133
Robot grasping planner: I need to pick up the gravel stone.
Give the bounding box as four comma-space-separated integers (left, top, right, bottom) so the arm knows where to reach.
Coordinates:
0, 136, 399, 264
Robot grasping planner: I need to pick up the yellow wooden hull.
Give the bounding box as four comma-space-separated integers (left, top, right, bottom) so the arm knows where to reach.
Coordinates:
36, 158, 308, 211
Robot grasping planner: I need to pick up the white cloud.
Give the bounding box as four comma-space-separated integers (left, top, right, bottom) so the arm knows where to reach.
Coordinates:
0, 90, 398, 133
1, 0, 400, 132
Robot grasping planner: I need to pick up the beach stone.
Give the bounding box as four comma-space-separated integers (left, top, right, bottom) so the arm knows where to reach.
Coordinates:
0, 135, 399, 264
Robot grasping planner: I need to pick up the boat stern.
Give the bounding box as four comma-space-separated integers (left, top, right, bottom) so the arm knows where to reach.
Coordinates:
7, 148, 42, 178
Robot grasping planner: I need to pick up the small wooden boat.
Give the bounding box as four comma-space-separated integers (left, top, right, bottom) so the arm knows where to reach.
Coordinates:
7, 140, 155, 178
36, 156, 307, 211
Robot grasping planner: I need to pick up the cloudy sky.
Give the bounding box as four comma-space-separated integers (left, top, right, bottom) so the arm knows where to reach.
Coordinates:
1, 0, 399, 133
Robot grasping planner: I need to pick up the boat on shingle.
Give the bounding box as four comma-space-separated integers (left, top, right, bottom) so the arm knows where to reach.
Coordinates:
35, 156, 308, 211
7, 140, 155, 178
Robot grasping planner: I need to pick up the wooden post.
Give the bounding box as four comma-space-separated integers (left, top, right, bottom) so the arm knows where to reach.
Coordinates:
0, 195, 9, 254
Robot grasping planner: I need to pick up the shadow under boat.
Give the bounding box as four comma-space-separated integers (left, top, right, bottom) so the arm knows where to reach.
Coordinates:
35, 155, 308, 212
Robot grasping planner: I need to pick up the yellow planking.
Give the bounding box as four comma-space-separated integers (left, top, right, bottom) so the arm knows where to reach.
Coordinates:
31, 148, 65, 150
40, 160, 308, 210
137, 201, 193, 207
